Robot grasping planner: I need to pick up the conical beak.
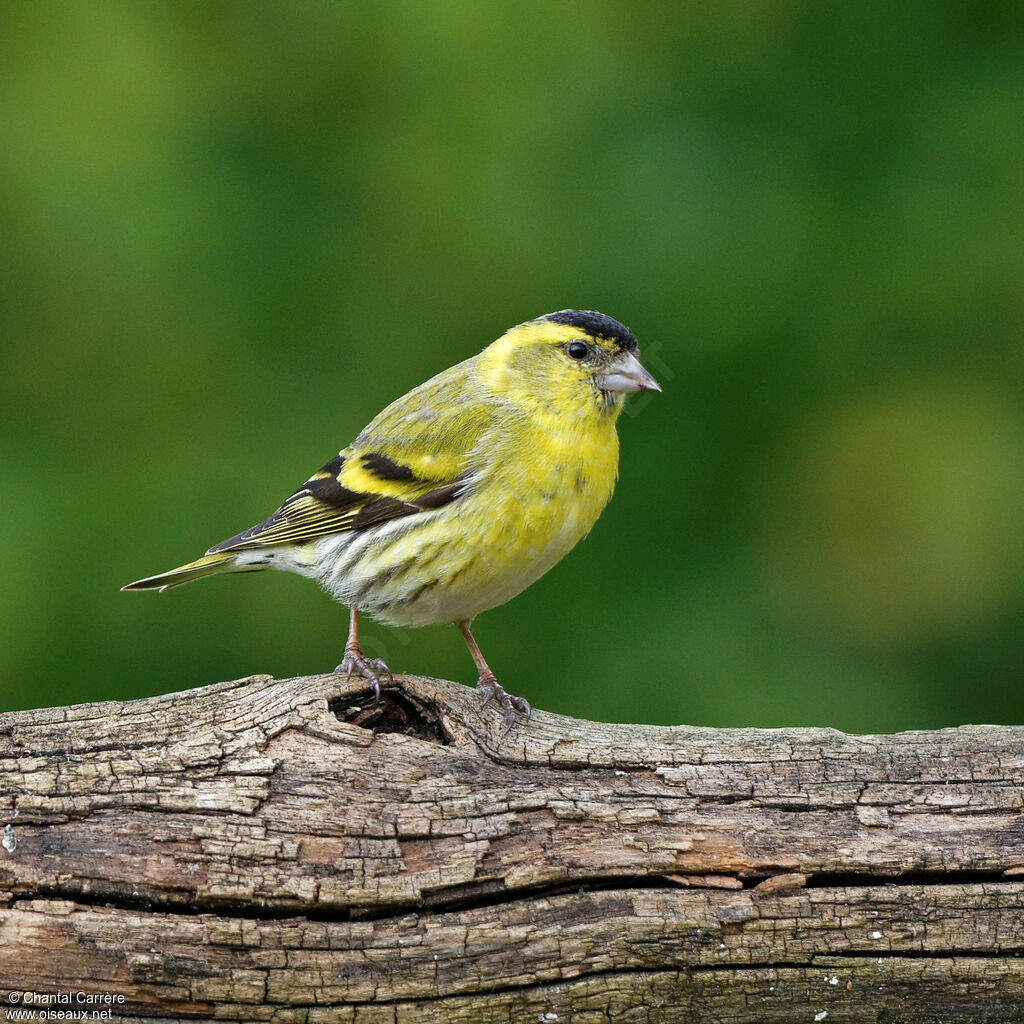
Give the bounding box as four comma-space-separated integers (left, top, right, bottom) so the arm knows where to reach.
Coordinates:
597, 350, 661, 393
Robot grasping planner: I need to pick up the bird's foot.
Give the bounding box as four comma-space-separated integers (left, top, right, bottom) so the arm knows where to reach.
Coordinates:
476, 673, 531, 735
335, 644, 391, 701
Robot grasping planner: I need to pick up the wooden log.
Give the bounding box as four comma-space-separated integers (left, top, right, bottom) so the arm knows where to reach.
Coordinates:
1, 671, 1022, 1022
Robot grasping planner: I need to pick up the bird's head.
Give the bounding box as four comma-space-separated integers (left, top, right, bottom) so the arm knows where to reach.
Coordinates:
479, 309, 661, 419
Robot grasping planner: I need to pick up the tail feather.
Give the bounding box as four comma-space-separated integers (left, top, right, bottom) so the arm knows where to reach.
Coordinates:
122, 552, 248, 592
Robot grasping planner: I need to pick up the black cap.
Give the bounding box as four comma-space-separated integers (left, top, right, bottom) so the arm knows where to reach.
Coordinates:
539, 309, 637, 351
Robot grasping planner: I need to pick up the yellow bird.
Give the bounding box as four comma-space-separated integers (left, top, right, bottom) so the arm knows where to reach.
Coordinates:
124, 310, 660, 729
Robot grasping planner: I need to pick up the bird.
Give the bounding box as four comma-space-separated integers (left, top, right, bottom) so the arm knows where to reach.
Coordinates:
123, 309, 660, 730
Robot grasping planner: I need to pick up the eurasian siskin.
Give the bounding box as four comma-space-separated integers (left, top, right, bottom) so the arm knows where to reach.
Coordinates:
124, 310, 660, 728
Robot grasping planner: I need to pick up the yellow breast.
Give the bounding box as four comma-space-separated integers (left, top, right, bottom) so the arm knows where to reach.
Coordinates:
487, 409, 619, 569
344, 409, 619, 627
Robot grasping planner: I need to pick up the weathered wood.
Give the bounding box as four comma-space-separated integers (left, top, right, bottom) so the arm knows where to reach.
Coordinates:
1, 672, 1023, 1022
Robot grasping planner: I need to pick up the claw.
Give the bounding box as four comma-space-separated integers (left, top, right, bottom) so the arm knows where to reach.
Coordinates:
476, 675, 531, 735
335, 646, 391, 701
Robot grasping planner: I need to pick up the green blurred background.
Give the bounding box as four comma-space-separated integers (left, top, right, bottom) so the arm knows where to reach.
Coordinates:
3, 1, 1023, 732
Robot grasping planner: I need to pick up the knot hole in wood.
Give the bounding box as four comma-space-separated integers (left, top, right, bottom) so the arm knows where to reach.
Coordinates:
329, 685, 450, 744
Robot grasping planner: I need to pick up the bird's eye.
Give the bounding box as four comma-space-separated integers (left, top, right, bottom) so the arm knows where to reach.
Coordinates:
566, 341, 590, 360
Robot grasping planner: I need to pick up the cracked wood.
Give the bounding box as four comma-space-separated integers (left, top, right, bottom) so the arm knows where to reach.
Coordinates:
1, 672, 1023, 1022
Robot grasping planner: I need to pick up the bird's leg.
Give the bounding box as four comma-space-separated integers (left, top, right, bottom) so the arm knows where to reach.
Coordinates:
456, 619, 531, 733
335, 605, 390, 700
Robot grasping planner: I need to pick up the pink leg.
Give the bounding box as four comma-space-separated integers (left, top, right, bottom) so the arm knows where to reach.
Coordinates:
457, 619, 530, 733
335, 606, 391, 700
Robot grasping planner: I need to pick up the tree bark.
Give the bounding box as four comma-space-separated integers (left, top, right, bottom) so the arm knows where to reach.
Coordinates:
1, 671, 1023, 1022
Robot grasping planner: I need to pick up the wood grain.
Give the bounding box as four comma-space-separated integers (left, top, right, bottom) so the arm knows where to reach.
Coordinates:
1, 672, 1022, 1022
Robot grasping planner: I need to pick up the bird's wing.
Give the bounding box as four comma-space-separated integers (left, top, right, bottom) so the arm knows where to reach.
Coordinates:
208, 358, 496, 553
